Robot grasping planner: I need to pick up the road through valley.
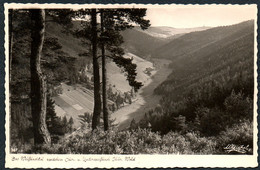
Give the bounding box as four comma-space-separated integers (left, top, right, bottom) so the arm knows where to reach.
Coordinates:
111, 59, 172, 130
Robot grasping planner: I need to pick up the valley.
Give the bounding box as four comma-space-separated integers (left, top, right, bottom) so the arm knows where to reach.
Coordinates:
52, 20, 254, 131
111, 59, 171, 130
53, 52, 170, 129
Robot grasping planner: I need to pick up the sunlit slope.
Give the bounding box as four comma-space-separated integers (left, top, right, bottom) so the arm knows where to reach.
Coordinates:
106, 53, 155, 93
45, 20, 157, 127
54, 52, 155, 128
54, 83, 94, 128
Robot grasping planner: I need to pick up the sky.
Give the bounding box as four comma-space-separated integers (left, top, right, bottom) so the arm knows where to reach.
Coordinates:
145, 5, 257, 28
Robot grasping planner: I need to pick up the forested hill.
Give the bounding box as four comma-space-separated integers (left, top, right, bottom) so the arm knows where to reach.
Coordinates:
147, 20, 254, 138
121, 28, 168, 58
152, 20, 254, 60
155, 20, 254, 97
121, 26, 210, 58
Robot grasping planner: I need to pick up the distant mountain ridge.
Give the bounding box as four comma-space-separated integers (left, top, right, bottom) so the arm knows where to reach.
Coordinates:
135, 26, 211, 38
121, 26, 211, 58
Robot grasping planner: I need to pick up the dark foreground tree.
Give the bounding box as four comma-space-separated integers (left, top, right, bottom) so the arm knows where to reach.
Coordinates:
100, 8, 150, 130
73, 8, 149, 131
9, 9, 13, 82
91, 9, 102, 130
100, 9, 109, 130
8, 9, 14, 129
30, 9, 51, 144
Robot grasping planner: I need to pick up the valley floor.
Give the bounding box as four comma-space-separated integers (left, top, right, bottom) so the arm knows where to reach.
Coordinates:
111, 59, 172, 130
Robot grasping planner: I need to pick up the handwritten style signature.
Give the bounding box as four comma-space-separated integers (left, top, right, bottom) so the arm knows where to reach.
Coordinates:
224, 144, 252, 154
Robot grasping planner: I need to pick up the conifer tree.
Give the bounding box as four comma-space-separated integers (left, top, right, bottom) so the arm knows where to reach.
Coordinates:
30, 9, 51, 144
71, 8, 150, 130
100, 9, 109, 130
99, 8, 150, 130
91, 9, 102, 130
9, 9, 13, 82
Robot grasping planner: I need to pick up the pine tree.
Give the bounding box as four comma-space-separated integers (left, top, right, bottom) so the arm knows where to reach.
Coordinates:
99, 9, 150, 131
91, 9, 102, 130
11, 9, 75, 147
30, 9, 51, 145
9, 9, 13, 83
69, 8, 150, 131
100, 9, 109, 130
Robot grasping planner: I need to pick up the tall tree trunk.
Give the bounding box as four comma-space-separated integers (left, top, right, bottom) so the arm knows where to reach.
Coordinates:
9, 9, 13, 83
101, 10, 109, 131
9, 9, 13, 124
30, 9, 51, 145
91, 9, 102, 130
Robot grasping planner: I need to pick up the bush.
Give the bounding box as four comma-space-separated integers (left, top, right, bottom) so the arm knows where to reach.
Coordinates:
184, 132, 216, 154
161, 132, 190, 154
31, 128, 217, 154
217, 119, 253, 154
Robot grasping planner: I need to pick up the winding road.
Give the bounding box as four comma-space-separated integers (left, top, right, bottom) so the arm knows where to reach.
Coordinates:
111, 59, 172, 130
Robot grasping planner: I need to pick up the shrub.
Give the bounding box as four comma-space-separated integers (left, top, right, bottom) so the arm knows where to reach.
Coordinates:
217, 119, 253, 154
31, 128, 217, 154
184, 132, 216, 154
161, 132, 190, 154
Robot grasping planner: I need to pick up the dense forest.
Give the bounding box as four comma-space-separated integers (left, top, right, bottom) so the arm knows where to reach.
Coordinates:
9, 8, 255, 155
138, 20, 254, 153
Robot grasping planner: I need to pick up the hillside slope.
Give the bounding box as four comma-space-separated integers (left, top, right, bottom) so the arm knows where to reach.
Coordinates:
121, 28, 167, 58
152, 20, 254, 60
45, 20, 89, 58
148, 20, 255, 136
155, 20, 254, 97
54, 52, 156, 128
106, 53, 155, 93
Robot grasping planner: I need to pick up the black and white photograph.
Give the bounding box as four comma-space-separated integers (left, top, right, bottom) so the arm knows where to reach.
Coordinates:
4, 3, 258, 168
